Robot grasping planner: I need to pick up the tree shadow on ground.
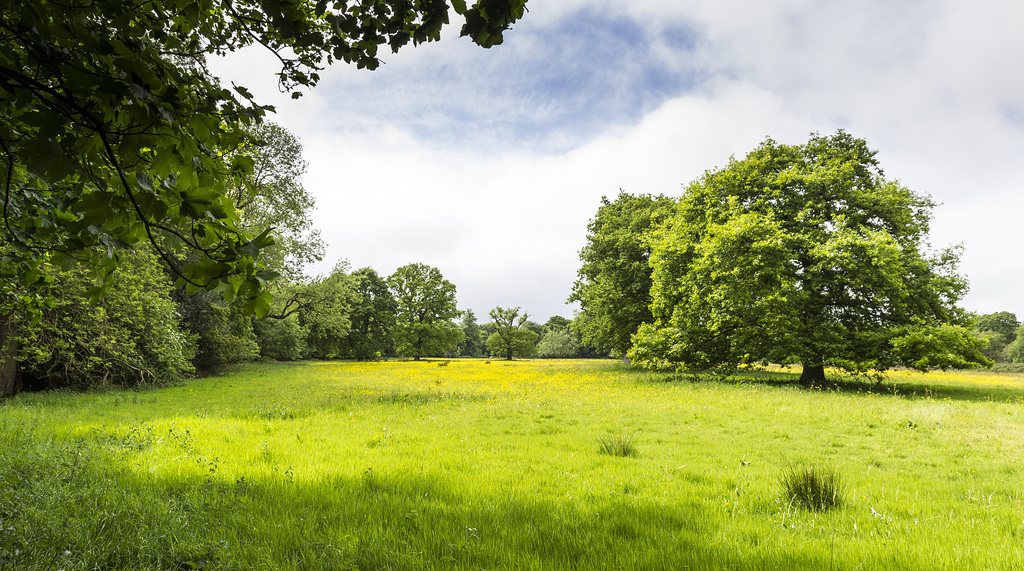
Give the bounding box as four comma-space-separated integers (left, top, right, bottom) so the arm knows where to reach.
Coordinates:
632, 366, 1024, 405
0, 427, 844, 571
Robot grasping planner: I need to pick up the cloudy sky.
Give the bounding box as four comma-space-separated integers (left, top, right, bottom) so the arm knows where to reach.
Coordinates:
211, 0, 1024, 323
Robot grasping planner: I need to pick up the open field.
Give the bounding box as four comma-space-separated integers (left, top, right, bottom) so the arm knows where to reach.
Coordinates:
2, 359, 1024, 570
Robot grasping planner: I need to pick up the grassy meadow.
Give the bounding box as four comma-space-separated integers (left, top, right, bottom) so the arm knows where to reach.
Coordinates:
2, 359, 1024, 570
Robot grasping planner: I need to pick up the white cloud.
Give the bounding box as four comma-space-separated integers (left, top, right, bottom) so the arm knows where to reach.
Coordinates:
209, 0, 1024, 322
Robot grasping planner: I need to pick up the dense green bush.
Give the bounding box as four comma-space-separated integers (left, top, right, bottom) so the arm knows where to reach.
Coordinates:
537, 327, 580, 358
176, 289, 259, 373
17, 250, 195, 388
253, 316, 306, 361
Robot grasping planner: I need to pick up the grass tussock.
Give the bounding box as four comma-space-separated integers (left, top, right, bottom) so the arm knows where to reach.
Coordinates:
781, 464, 844, 512
597, 433, 639, 458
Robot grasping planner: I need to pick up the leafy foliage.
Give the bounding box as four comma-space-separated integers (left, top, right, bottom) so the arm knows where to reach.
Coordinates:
972, 312, 1020, 363
388, 263, 463, 359
974, 312, 1020, 342
252, 315, 306, 361
174, 289, 259, 374
0, 0, 528, 319
16, 249, 196, 388
570, 192, 677, 356
231, 123, 325, 280
458, 309, 486, 357
631, 131, 988, 381
536, 326, 580, 358
341, 267, 397, 360
1002, 325, 1024, 363
294, 264, 358, 359
485, 306, 538, 360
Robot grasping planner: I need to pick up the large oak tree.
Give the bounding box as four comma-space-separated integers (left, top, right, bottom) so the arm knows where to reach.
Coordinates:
630, 131, 989, 383
569, 192, 676, 356
388, 263, 462, 360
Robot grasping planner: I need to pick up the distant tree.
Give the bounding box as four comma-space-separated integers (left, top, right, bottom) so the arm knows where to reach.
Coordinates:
297, 263, 358, 359
176, 289, 260, 373
1003, 325, 1024, 363
342, 268, 397, 360
631, 131, 989, 383
388, 264, 463, 359
974, 312, 1020, 344
544, 315, 572, 331
230, 123, 325, 280
458, 309, 486, 357
569, 314, 610, 358
524, 320, 545, 340
570, 192, 677, 356
486, 306, 539, 360
536, 327, 579, 358
973, 330, 1008, 363
252, 316, 305, 361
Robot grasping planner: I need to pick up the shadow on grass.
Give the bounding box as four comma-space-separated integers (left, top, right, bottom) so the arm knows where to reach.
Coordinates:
625, 365, 1024, 404
0, 438, 833, 571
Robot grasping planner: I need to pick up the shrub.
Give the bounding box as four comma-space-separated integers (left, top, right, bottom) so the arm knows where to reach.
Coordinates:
254, 316, 306, 361
536, 327, 580, 358
17, 249, 196, 388
781, 464, 843, 512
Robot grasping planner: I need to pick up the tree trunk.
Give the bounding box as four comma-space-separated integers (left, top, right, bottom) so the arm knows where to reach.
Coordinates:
0, 312, 18, 397
798, 364, 826, 386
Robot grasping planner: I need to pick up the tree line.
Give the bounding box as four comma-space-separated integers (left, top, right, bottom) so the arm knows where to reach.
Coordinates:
0, 118, 598, 395
1, 3, 1000, 392
1, 1, 529, 395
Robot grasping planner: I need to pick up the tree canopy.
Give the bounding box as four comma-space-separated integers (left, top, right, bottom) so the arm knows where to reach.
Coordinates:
486, 306, 538, 360
388, 263, 462, 359
569, 192, 677, 356
343, 267, 397, 360
0, 0, 528, 317
974, 312, 1020, 343
458, 309, 485, 357
630, 131, 988, 382
231, 123, 325, 280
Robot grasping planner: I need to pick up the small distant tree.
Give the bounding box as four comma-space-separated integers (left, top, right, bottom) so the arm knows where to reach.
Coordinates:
458, 309, 486, 357
975, 312, 1020, 339
486, 306, 539, 360
1004, 325, 1024, 363
536, 327, 579, 358
253, 316, 305, 361
544, 315, 572, 330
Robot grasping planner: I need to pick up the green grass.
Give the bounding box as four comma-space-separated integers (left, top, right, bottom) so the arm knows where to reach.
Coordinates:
2, 359, 1024, 569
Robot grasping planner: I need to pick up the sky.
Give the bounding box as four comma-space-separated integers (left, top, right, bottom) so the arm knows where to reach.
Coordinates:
209, 0, 1024, 323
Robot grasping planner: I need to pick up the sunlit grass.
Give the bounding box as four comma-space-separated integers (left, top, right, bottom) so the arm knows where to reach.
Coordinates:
2, 359, 1024, 569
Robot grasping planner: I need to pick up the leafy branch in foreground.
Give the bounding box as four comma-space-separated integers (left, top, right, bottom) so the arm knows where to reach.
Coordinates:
0, 0, 529, 314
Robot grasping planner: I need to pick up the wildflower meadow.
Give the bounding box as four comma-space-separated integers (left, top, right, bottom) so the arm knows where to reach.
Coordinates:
2, 360, 1023, 569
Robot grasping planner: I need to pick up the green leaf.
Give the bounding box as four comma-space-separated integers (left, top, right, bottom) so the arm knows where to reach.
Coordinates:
136, 172, 154, 192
